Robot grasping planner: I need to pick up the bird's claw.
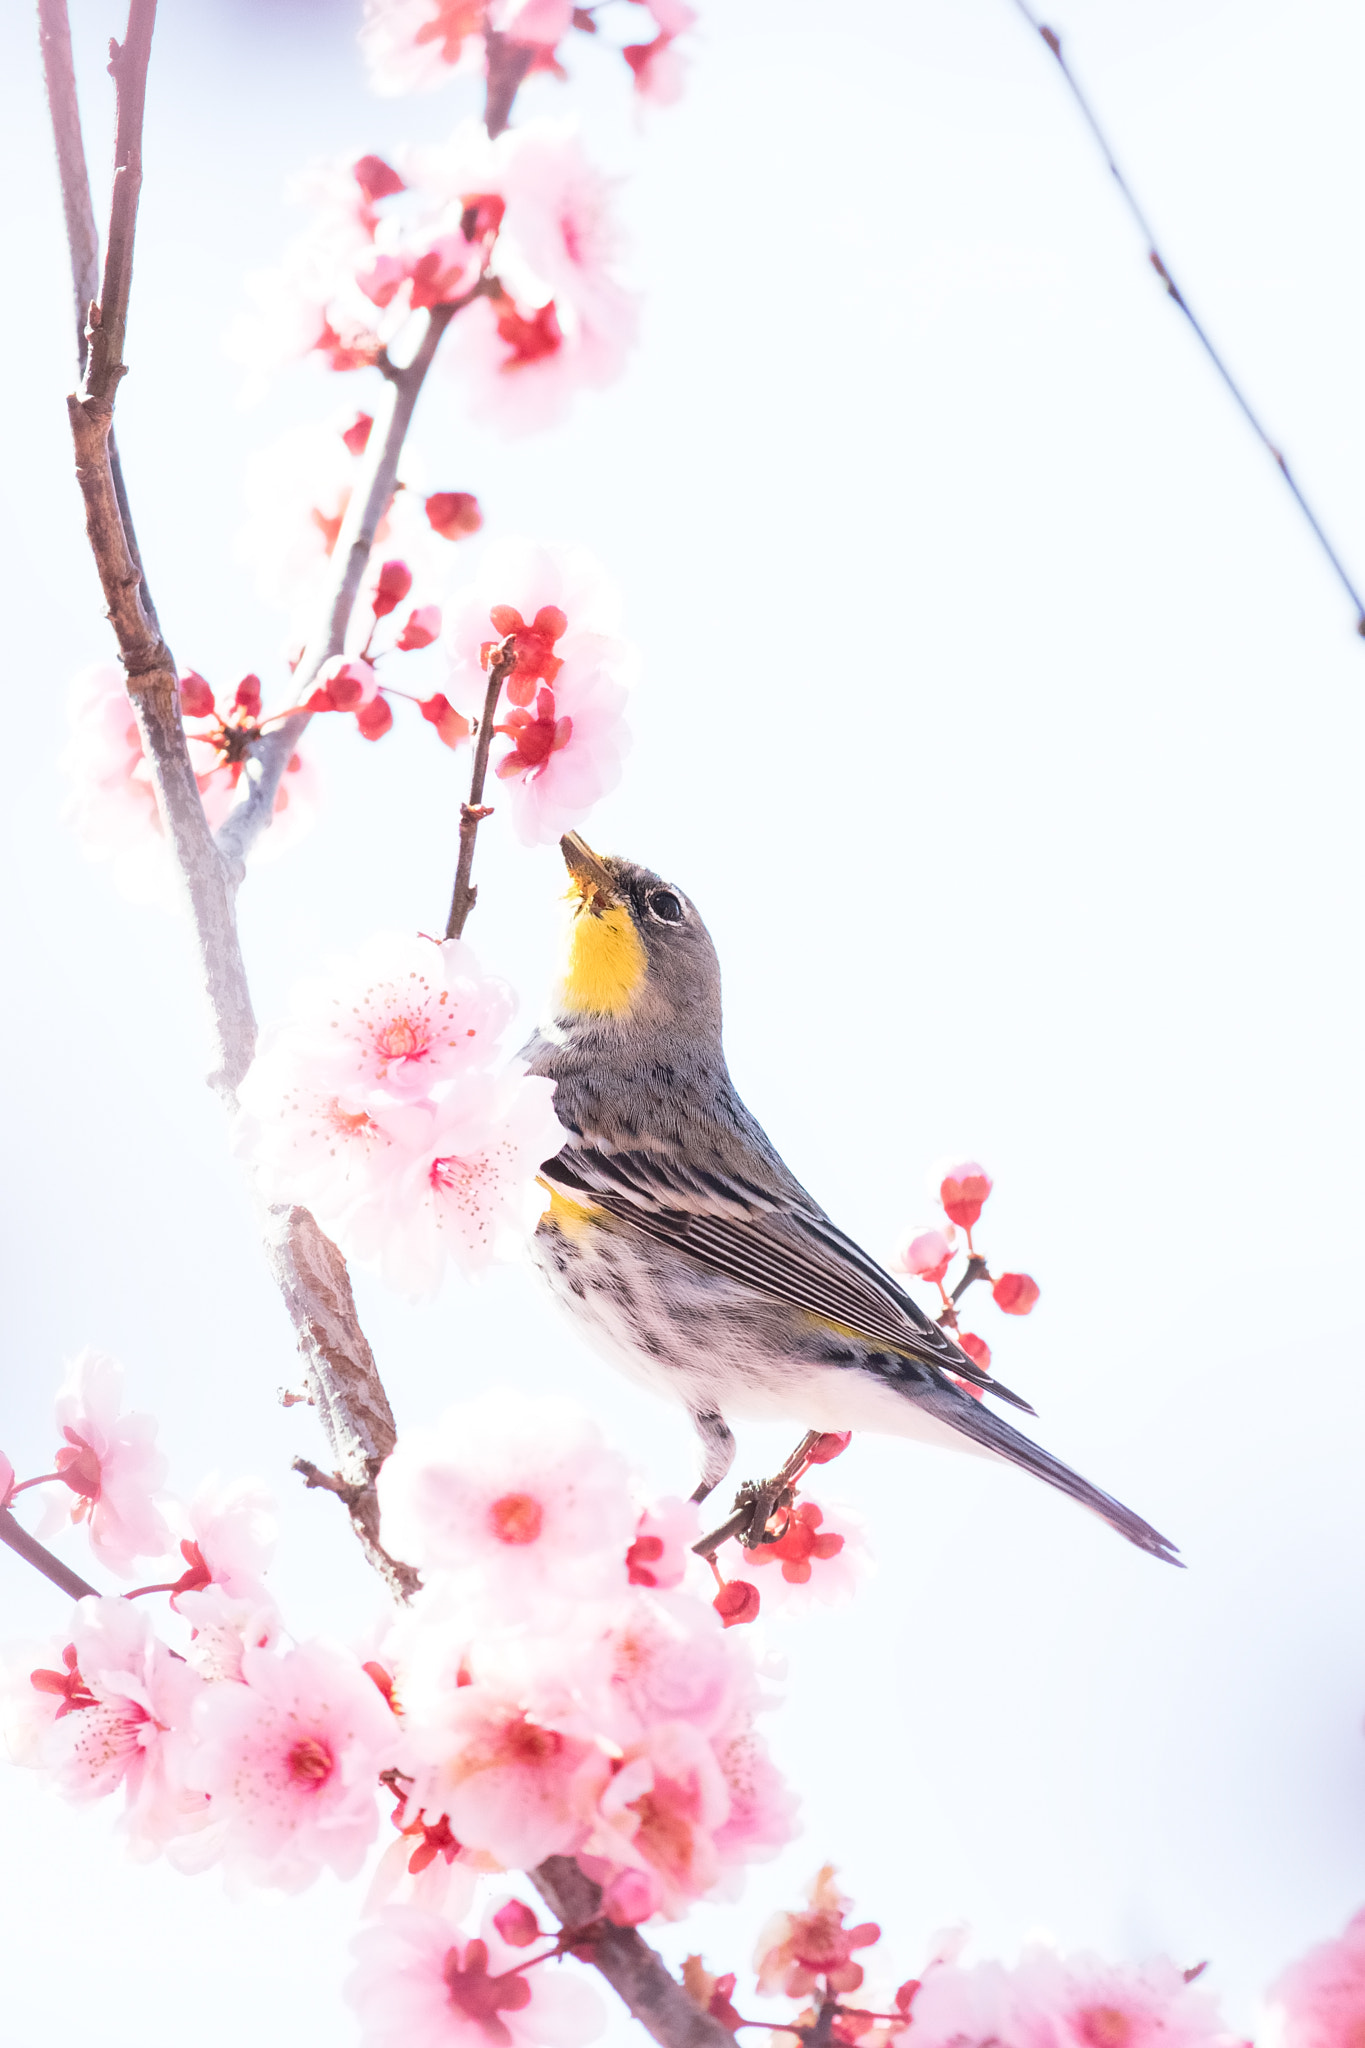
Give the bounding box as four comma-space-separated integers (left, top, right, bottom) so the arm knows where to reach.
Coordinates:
732, 1477, 794, 1550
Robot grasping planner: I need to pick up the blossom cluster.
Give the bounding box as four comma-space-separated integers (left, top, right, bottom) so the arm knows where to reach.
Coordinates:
238, 929, 561, 1300
360, 0, 698, 110
1, 1366, 813, 2045
891, 1161, 1041, 1391
234, 122, 634, 434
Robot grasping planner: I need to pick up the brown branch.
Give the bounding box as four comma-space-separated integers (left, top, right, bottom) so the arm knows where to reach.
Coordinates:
0, 1510, 100, 1602
531, 1858, 737, 2048
949, 1252, 990, 1305
1008, 0, 1365, 637
446, 639, 516, 938
693, 1430, 823, 1560
35, 0, 99, 372
485, 32, 537, 138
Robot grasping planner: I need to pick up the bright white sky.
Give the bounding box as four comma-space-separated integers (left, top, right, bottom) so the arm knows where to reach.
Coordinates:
3, 0, 1365, 2041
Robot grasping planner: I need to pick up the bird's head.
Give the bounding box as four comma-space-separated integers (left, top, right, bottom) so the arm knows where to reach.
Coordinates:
554, 831, 722, 1041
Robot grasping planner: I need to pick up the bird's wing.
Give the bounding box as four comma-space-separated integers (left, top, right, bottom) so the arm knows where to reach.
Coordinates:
541, 1142, 1034, 1412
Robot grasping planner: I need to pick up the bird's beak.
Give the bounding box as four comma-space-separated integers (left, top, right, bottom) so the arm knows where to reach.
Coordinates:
560, 831, 621, 911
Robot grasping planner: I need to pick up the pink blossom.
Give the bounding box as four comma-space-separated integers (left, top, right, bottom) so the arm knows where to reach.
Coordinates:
185, 1638, 398, 1890
22, 1597, 209, 1859
626, 1497, 700, 1590
754, 1866, 882, 1999
719, 1498, 867, 1616
345, 1065, 564, 1296
446, 539, 634, 845
490, 0, 574, 44
32, 1349, 172, 1577
1262, 1909, 1365, 2048
410, 1684, 611, 1869
888, 1956, 1016, 2048
1008, 1944, 1236, 2048
176, 1476, 278, 1604
365, 1817, 481, 1921
710, 1718, 797, 1868
588, 1592, 748, 1747
347, 1905, 604, 2048
0, 1449, 14, 1509
585, 1721, 731, 1918
623, 34, 688, 106
894, 1226, 956, 1287
360, 0, 488, 97
176, 1584, 282, 1684
378, 1390, 636, 1603
237, 1056, 402, 1239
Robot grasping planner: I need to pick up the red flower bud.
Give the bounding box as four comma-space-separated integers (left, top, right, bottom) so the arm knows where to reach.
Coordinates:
805, 1430, 852, 1465
992, 1272, 1040, 1316
371, 559, 413, 618
353, 154, 405, 203
492, 1900, 541, 1949
625, 1534, 665, 1586
940, 1162, 993, 1231
178, 671, 215, 719
713, 1579, 761, 1628
397, 604, 442, 651
425, 491, 483, 541
420, 693, 472, 751
233, 675, 262, 717
341, 411, 374, 456
958, 1332, 992, 1373
356, 695, 394, 741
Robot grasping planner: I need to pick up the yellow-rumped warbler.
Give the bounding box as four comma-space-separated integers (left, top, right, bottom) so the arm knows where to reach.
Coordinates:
526, 833, 1178, 1565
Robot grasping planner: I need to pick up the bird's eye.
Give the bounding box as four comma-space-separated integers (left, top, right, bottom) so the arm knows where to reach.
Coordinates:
647, 889, 684, 924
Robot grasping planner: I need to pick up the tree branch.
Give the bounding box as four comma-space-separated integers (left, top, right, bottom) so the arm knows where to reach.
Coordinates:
484, 31, 537, 138
0, 1510, 100, 1602
1008, 0, 1365, 635
531, 1858, 737, 2048
446, 638, 516, 938
35, 0, 99, 373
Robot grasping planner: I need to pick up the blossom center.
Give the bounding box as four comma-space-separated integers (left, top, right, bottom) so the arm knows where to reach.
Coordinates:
1077, 2007, 1134, 2048
373, 1014, 426, 1064
488, 1492, 543, 1546
286, 1736, 334, 1786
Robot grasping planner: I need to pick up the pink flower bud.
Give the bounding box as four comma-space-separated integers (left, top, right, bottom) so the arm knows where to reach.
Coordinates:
353, 154, 405, 203
341, 412, 374, 456
492, 1900, 541, 1949
317, 658, 377, 712
0, 1450, 14, 1509
371, 560, 413, 618
233, 675, 262, 717
713, 1579, 760, 1628
178, 671, 215, 719
601, 1868, 656, 1927
420, 693, 472, 750
958, 1332, 992, 1373
805, 1430, 852, 1465
426, 491, 483, 540
940, 1162, 993, 1231
356, 695, 394, 741
397, 605, 442, 651
898, 1226, 956, 1286
993, 1272, 1040, 1316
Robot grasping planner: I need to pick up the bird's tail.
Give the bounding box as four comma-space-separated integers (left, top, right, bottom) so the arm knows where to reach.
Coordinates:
924, 1386, 1182, 1566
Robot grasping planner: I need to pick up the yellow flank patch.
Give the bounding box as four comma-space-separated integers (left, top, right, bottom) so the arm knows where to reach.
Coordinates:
800, 1310, 874, 1347
561, 903, 647, 1016
538, 1181, 603, 1234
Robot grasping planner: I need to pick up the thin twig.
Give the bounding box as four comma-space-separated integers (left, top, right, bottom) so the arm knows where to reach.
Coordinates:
35, 0, 99, 372
1009, 0, 1365, 635
693, 1429, 823, 1560
485, 31, 537, 138
446, 638, 517, 938
0, 1510, 100, 1602
949, 1252, 990, 1305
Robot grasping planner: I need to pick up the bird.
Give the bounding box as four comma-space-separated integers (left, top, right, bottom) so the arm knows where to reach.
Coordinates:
523, 831, 1180, 1566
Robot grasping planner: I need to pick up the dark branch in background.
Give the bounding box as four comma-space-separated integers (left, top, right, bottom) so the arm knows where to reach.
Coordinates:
1008, 0, 1365, 636
0, 1510, 100, 1602
485, 31, 537, 138
446, 636, 517, 938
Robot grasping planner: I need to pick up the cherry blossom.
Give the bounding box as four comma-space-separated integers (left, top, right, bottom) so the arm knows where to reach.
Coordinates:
1008, 1944, 1238, 2048
586, 1720, 730, 1919
343, 1063, 564, 1296
18, 1597, 209, 1860
445, 538, 634, 844
755, 1866, 881, 1999
727, 1499, 867, 1615
894, 1226, 956, 1288
347, 1905, 604, 2048
626, 1497, 701, 1590
28, 1349, 172, 1577
173, 1476, 278, 1606
1261, 1908, 1365, 2048
176, 1585, 283, 1685
406, 1683, 613, 1869
378, 1390, 636, 1604
710, 1717, 798, 1870
185, 1638, 398, 1890
360, 0, 488, 98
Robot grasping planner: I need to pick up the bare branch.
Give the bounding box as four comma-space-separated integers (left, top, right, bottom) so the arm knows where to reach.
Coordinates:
446, 638, 517, 938
216, 295, 464, 870
1008, 0, 1365, 636
531, 1858, 738, 2048
35, 0, 99, 372
485, 32, 537, 138
0, 1510, 100, 1602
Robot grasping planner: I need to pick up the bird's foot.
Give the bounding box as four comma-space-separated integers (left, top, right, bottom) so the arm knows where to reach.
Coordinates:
693, 1429, 844, 1559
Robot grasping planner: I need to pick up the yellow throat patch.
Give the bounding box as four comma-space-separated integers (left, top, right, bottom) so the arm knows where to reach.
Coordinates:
561, 895, 647, 1016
